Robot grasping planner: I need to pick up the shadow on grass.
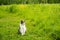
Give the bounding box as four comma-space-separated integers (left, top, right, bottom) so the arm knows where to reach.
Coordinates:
50, 30, 60, 40
0, 33, 3, 40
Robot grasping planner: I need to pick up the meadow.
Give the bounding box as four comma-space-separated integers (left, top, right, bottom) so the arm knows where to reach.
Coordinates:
0, 4, 60, 40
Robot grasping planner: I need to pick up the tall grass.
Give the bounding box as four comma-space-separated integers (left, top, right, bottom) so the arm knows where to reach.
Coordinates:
0, 4, 60, 40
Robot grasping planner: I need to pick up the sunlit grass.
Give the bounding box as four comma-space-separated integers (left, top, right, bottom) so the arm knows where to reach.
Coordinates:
0, 4, 60, 40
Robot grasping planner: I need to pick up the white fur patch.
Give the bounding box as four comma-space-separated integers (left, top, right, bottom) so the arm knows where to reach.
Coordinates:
19, 23, 26, 35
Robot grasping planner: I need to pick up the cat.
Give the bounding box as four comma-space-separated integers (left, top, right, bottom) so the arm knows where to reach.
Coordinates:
18, 20, 26, 35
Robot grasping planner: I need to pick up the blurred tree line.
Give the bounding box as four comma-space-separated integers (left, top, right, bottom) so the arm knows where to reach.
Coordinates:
0, 0, 60, 5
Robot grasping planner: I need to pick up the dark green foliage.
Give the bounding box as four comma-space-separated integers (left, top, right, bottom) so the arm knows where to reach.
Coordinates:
0, 0, 60, 5
9, 5, 18, 13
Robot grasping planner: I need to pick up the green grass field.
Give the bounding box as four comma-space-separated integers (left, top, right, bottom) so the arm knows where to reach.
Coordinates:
0, 4, 60, 40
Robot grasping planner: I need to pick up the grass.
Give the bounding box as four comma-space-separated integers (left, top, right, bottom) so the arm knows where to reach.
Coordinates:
0, 4, 60, 40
